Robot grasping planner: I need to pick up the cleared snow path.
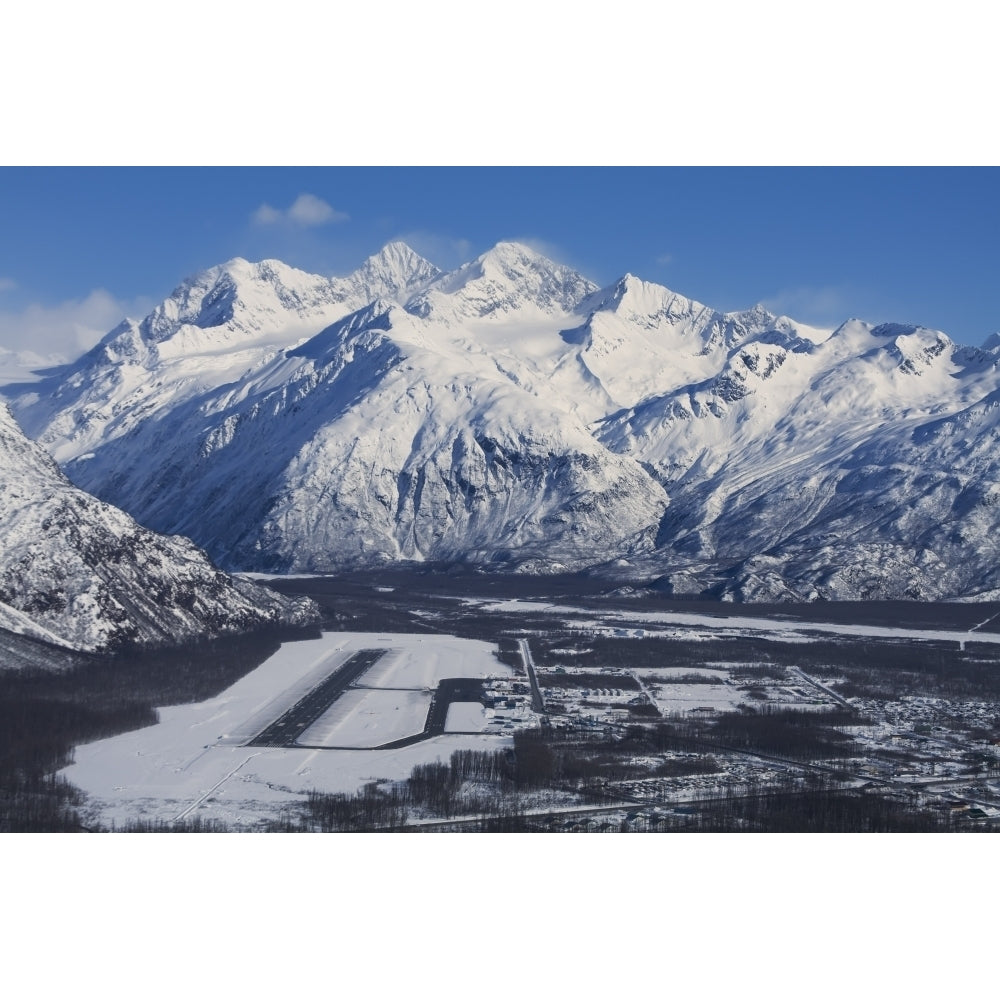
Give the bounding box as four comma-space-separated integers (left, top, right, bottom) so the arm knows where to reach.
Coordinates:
173, 752, 264, 822
969, 613, 1000, 634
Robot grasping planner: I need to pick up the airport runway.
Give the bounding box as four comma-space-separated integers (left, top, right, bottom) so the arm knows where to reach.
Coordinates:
245, 648, 386, 748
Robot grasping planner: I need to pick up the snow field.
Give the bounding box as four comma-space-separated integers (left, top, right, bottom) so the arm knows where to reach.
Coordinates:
639, 681, 745, 715
360, 637, 505, 687
444, 702, 489, 732
298, 688, 432, 748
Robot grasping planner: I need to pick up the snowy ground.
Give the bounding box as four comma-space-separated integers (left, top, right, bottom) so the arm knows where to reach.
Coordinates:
62, 631, 514, 830
299, 688, 432, 748
466, 599, 1000, 648
638, 679, 746, 715
361, 643, 500, 687
444, 702, 489, 732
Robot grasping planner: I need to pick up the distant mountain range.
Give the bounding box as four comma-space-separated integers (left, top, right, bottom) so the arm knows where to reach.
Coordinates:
6, 241, 1000, 603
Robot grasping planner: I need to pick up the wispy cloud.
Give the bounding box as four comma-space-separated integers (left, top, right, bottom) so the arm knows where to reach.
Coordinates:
502, 236, 602, 280
761, 286, 851, 328
505, 236, 570, 263
0, 277, 17, 293
387, 231, 474, 271
252, 193, 349, 228
0, 289, 154, 364
655, 253, 674, 266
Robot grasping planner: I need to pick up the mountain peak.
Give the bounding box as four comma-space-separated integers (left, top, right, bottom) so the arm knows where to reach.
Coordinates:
405, 241, 598, 320
477, 241, 571, 277
347, 242, 441, 303
287, 297, 402, 362
378, 239, 428, 260
580, 273, 708, 328
136, 257, 356, 346
729, 302, 777, 326
485, 239, 543, 259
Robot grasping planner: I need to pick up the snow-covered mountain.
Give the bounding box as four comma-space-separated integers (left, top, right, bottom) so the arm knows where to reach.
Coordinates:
0, 403, 317, 652
405, 241, 599, 323
600, 320, 1000, 600
8, 241, 1000, 600
12, 244, 667, 572
11, 243, 440, 464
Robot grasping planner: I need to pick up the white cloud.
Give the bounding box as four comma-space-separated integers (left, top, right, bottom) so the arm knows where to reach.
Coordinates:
288, 193, 345, 226
0, 289, 153, 365
656, 253, 674, 266
252, 193, 349, 228
252, 203, 283, 225
0, 277, 17, 293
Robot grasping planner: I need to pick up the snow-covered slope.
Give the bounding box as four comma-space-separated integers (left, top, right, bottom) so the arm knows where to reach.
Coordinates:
555, 276, 826, 422
0, 404, 317, 652
8, 241, 1000, 600
604, 321, 1000, 599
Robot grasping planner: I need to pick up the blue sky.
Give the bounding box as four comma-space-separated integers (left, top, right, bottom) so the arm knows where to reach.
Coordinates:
1, 167, 998, 359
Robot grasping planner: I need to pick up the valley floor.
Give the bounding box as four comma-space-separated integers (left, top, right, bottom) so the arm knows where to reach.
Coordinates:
39, 577, 1000, 832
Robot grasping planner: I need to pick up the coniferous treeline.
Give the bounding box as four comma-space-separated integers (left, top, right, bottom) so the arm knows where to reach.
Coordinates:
493, 639, 523, 672
55, 719, 993, 832
678, 778, 964, 833
302, 748, 524, 831
293, 726, 976, 833
537, 671, 641, 689
703, 706, 864, 760
823, 645, 1000, 700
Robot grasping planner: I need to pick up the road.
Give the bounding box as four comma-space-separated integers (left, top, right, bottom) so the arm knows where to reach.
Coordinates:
245, 648, 386, 748
788, 666, 854, 710
294, 676, 494, 751
173, 751, 264, 822
400, 787, 842, 831
517, 638, 546, 714
368, 678, 489, 750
